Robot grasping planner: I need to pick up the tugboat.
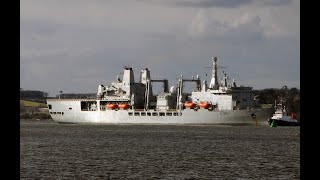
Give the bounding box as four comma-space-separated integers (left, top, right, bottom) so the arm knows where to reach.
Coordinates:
268, 99, 300, 126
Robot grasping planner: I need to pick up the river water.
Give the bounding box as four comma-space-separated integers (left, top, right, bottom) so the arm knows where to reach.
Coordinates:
20, 119, 300, 179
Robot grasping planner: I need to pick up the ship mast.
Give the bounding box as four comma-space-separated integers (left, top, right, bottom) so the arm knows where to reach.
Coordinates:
209, 57, 219, 89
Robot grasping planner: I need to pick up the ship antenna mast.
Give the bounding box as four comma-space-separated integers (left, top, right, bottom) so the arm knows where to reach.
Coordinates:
209, 57, 219, 89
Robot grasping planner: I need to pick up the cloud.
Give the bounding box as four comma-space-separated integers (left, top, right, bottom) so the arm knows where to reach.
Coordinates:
165, 0, 253, 8
188, 9, 264, 42
136, 0, 252, 8
254, 0, 293, 6
20, 0, 300, 95
137, 0, 293, 8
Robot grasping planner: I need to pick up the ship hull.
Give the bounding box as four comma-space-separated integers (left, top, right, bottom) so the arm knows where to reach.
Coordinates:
268, 119, 300, 126
47, 99, 273, 126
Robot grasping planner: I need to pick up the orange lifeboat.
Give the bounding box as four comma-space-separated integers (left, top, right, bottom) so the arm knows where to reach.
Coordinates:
118, 103, 129, 110
184, 101, 195, 109
106, 103, 118, 109
198, 101, 210, 109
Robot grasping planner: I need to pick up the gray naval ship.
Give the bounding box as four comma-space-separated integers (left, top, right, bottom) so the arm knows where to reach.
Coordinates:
47, 57, 273, 126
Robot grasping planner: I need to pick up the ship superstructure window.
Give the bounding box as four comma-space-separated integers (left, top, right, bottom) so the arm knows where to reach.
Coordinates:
50, 112, 64, 115
100, 101, 107, 111
159, 112, 165, 116
167, 112, 172, 116
48, 104, 52, 109
81, 101, 97, 111
134, 112, 140, 116
141, 112, 146, 116
147, 112, 151, 116
152, 112, 158, 116
129, 112, 133, 116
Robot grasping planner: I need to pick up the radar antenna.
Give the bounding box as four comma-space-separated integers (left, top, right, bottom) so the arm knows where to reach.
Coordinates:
123, 65, 132, 70
203, 65, 228, 69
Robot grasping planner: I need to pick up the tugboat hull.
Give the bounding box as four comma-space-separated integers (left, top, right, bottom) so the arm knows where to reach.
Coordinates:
268, 118, 300, 126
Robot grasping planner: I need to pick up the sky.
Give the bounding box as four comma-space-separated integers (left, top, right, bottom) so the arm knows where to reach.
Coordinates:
20, 0, 300, 96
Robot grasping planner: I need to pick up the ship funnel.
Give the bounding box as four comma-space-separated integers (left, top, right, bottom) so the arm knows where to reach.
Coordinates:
140, 68, 151, 85
122, 67, 135, 95
202, 80, 207, 92
97, 85, 104, 97
122, 67, 134, 85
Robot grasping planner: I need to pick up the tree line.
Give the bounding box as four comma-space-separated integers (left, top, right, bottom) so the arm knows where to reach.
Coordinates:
20, 89, 48, 103
254, 86, 300, 113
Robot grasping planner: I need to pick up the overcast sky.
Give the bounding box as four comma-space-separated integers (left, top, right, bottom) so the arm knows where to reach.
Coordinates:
20, 0, 300, 96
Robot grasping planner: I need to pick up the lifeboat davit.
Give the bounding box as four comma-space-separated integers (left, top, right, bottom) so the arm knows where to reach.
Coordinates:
106, 103, 118, 109
118, 103, 129, 110
198, 101, 210, 109
184, 101, 195, 109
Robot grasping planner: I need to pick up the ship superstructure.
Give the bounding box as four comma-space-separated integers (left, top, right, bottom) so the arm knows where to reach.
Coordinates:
47, 57, 273, 125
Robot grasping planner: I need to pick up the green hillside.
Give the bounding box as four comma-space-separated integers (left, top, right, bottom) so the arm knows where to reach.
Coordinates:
20, 100, 47, 107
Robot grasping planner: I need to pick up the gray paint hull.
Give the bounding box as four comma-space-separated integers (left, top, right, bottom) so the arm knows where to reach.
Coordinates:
47, 99, 273, 126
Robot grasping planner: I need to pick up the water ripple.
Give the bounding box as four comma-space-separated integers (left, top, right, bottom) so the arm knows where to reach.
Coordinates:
20, 120, 300, 179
